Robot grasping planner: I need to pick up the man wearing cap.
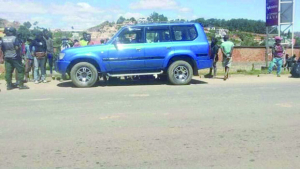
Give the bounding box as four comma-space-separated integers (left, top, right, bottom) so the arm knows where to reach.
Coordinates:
268, 36, 285, 77
220, 35, 234, 81
1, 27, 29, 90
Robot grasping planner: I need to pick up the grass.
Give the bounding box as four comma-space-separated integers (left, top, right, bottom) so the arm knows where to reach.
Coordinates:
0, 73, 4, 80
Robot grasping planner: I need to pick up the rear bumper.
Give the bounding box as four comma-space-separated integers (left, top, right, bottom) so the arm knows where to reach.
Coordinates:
56, 60, 70, 74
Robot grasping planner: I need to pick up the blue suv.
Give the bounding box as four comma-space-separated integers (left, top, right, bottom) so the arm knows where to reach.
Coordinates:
56, 23, 212, 87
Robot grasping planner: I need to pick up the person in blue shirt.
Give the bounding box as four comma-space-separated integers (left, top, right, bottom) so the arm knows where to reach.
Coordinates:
24, 37, 34, 82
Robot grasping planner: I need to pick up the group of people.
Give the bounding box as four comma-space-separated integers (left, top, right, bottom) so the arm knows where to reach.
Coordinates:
0, 29, 109, 91
209, 35, 298, 80
61, 33, 108, 50
0, 27, 55, 90
62, 33, 93, 50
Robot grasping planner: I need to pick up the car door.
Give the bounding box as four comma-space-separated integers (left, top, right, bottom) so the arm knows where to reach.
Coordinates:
143, 26, 173, 71
107, 27, 145, 73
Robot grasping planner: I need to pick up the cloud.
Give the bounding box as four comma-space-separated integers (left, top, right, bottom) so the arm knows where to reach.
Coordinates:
0, 0, 193, 30
130, 0, 179, 10
0, 0, 46, 14
130, 0, 192, 13
51, 2, 105, 15
0, 1, 113, 29
179, 7, 192, 13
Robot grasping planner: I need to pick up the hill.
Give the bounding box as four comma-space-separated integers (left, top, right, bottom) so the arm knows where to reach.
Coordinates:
0, 18, 21, 29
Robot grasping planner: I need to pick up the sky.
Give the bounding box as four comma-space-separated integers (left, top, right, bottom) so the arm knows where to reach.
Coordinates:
0, 0, 299, 31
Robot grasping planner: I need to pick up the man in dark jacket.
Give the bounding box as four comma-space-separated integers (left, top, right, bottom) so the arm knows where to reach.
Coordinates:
1, 27, 29, 90
208, 37, 219, 78
0, 37, 3, 64
43, 31, 54, 77
30, 32, 47, 83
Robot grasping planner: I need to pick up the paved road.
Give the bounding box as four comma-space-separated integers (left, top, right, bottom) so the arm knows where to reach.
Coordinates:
0, 75, 300, 169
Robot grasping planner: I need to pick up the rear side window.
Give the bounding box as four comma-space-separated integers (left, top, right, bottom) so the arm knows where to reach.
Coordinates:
172, 25, 198, 41
146, 26, 171, 43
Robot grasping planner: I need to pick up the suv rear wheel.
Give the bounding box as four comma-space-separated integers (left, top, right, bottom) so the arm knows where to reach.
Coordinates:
167, 60, 193, 85
70, 62, 98, 88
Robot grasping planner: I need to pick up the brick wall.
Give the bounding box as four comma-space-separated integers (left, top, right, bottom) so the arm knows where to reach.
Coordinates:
222, 47, 300, 63
217, 47, 300, 70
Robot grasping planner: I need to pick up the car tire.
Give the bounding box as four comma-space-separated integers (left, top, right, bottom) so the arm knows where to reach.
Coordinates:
70, 62, 98, 88
167, 60, 193, 85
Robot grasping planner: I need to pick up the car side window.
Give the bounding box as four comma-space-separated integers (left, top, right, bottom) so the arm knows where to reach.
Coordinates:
172, 25, 198, 41
118, 28, 143, 44
146, 26, 171, 43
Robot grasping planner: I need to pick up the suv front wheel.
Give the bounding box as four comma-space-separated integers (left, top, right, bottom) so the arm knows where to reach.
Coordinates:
70, 62, 98, 88
167, 60, 193, 85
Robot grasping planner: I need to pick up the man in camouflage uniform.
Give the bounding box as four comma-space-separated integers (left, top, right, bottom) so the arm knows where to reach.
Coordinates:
0, 27, 29, 90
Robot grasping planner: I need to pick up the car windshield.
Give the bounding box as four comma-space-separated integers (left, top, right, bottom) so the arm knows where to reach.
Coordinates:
106, 27, 126, 44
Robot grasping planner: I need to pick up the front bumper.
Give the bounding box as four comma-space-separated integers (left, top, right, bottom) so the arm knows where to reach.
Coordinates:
56, 60, 70, 74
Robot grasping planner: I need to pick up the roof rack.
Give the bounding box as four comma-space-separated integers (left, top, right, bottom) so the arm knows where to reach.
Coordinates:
135, 21, 193, 25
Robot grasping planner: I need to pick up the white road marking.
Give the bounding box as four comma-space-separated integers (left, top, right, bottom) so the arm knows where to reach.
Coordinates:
129, 94, 150, 97
30, 98, 65, 101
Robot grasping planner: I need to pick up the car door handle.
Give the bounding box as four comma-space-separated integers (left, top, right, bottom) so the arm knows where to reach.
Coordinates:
136, 48, 141, 51
166, 47, 171, 49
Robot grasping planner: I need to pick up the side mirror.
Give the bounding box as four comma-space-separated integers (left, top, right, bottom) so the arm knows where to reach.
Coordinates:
113, 37, 119, 50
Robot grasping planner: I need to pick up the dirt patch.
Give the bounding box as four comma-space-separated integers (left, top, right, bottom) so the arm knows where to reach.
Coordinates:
0, 65, 4, 74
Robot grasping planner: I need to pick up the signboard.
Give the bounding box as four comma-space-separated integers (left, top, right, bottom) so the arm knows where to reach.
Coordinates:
266, 0, 279, 26
280, 0, 293, 23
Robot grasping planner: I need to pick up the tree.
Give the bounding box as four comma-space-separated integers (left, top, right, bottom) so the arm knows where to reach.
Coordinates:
33, 21, 38, 26
287, 30, 291, 39
295, 37, 300, 47
23, 21, 32, 29
147, 12, 168, 22
129, 17, 137, 23
17, 25, 31, 40
117, 16, 126, 24
193, 18, 266, 34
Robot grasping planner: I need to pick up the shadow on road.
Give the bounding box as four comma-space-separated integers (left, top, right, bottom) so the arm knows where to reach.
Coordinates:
57, 79, 207, 88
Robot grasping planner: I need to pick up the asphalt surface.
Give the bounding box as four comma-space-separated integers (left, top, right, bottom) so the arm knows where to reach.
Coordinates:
0, 75, 300, 169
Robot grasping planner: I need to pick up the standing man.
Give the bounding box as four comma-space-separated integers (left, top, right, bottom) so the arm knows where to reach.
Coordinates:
1, 27, 29, 90
0, 37, 2, 92
24, 37, 34, 82
79, 33, 90, 47
31, 32, 47, 84
0, 37, 3, 64
44, 32, 54, 78
208, 37, 219, 78
268, 36, 285, 77
220, 35, 234, 81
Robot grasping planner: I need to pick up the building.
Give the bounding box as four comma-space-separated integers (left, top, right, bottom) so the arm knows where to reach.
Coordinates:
215, 28, 229, 38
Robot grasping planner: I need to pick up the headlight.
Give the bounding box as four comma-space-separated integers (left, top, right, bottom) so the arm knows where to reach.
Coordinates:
59, 53, 65, 60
